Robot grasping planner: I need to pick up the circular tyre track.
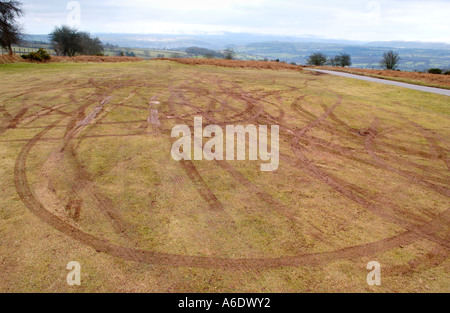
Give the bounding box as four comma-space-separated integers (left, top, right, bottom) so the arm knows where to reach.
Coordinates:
12, 75, 450, 269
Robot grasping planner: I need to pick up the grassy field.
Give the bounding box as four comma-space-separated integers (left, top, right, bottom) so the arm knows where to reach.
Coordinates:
0, 60, 449, 292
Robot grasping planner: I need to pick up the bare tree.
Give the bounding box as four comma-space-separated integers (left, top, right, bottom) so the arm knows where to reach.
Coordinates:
50, 26, 104, 57
78, 32, 104, 55
223, 48, 236, 60
0, 1, 23, 55
50, 25, 81, 57
307, 53, 327, 66
380, 50, 401, 70
334, 53, 352, 67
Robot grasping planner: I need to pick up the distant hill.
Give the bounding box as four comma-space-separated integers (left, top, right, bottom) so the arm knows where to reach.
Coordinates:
238, 42, 450, 71
364, 41, 450, 50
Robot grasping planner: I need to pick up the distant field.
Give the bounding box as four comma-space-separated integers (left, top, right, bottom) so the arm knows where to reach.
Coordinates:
103, 48, 186, 59
4, 45, 187, 60
0, 60, 448, 292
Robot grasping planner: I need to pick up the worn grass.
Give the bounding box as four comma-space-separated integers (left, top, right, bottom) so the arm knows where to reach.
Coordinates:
0, 60, 448, 292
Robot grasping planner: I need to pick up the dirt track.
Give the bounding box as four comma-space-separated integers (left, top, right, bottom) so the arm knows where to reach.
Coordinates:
2, 61, 449, 272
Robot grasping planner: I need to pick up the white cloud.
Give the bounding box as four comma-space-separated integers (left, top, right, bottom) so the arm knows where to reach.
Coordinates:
17, 0, 450, 43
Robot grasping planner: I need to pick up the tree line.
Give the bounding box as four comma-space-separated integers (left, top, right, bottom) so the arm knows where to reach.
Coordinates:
185, 47, 224, 59
307, 50, 403, 70
307, 53, 352, 67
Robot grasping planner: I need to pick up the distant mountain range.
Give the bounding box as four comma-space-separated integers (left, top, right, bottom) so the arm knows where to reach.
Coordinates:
26, 32, 450, 50
25, 33, 450, 71
364, 41, 450, 50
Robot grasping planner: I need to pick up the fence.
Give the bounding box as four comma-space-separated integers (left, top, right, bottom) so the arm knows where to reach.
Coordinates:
0, 47, 58, 56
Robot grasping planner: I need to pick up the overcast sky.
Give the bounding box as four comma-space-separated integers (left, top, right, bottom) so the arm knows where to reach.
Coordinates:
18, 0, 450, 42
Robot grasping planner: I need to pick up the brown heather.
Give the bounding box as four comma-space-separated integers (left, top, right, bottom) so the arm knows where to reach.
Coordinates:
157, 58, 304, 71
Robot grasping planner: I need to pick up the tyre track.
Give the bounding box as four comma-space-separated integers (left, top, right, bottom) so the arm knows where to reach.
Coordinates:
365, 118, 450, 198
290, 96, 449, 249
10, 67, 450, 270
14, 123, 450, 268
